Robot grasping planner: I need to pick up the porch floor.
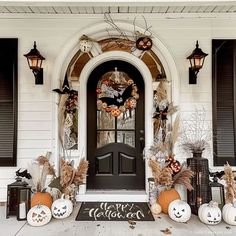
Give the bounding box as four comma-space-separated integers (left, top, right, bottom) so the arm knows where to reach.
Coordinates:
1, 204, 235, 236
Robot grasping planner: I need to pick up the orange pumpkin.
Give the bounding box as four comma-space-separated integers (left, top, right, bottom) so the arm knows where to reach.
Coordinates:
157, 188, 180, 214
31, 192, 53, 209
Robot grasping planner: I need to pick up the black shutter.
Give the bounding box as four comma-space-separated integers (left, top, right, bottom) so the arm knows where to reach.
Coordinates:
212, 40, 236, 166
0, 39, 18, 166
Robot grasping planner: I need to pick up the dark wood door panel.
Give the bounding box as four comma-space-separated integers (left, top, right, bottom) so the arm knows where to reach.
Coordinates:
87, 60, 145, 190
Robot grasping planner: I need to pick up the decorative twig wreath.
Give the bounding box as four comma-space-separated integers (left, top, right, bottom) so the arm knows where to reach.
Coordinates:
96, 67, 139, 117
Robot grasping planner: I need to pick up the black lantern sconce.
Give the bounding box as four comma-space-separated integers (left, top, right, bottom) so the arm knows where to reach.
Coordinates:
209, 171, 225, 210
24, 41, 45, 85
186, 40, 208, 84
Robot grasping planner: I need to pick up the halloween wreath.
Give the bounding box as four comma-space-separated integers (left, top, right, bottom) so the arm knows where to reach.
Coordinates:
96, 68, 139, 117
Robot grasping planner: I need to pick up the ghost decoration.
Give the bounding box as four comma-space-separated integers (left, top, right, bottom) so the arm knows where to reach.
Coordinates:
222, 199, 236, 226
79, 35, 93, 53
51, 194, 73, 219
198, 201, 222, 225
168, 200, 191, 223
27, 205, 52, 227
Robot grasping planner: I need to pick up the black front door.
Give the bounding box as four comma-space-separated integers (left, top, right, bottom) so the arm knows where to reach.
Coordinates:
87, 60, 145, 190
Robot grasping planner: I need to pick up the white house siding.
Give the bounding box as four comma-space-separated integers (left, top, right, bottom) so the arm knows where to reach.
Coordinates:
0, 15, 236, 201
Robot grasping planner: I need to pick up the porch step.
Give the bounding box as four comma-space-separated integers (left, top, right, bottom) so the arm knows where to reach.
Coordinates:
76, 190, 148, 202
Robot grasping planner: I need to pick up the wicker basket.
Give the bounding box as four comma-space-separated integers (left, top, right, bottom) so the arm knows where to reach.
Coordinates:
187, 151, 212, 215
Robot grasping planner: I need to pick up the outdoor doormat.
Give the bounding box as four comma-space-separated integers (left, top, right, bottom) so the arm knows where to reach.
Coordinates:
75, 202, 155, 221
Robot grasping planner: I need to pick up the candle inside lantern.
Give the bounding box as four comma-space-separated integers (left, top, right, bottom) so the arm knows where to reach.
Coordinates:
197, 197, 202, 205
19, 202, 26, 219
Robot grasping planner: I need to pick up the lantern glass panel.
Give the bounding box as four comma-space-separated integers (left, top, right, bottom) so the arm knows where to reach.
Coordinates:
193, 57, 202, 69
210, 181, 225, 210
28, 57, 41, 70
17, 188, 31, 220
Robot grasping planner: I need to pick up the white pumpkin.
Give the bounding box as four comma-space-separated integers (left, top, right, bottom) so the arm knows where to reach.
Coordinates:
168, 200, 191, 223
151, 203, 162, 215
198, 201, 222, 225
51, 194, 73, 219
27, 205, 52, 227
222, 199, 236, 225
79, 35, 93, 53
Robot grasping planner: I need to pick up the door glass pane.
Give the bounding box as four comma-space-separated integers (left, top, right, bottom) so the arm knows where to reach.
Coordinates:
97, 111, 115, 129
117, 109, 135, 129
117, 131, 135, 147
97, 131, 115, 148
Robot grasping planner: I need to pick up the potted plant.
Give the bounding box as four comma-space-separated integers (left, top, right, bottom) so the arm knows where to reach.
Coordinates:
49, 157, 89, 202
149, 159, 194, 213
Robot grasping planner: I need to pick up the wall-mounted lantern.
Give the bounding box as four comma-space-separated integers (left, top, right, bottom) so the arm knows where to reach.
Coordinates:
24, 41, 45, 84
187, 40, 208, 84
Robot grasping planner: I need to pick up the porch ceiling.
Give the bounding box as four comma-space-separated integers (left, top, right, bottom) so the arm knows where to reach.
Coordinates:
0, 0, 236, 16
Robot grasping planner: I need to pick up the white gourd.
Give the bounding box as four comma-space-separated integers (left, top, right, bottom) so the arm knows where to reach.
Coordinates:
150, 203, 162, 215
222, 199, 236, 226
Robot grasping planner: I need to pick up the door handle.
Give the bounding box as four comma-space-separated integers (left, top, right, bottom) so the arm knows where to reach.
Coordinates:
140, 137, 145, 151
139, 130, 145, 155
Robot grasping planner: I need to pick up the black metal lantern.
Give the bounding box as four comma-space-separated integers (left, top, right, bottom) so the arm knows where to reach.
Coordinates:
24, 41, 45, 85
209, 171, 225, 210
187, 40, 208, 84
187, 151, 212, 215
6, 178, 31, 221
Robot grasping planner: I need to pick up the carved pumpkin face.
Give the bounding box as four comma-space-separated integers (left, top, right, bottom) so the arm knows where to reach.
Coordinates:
170, 160, 181, 174
136, 37, 152, 51
168, 200, 191, 223
51, 196, 73, 219
198, 201, 222, 225
27, 205, 51, 227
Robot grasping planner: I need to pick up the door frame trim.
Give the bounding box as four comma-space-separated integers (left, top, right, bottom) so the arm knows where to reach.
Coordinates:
52, 21, 180, 201
79, 51, 152, 197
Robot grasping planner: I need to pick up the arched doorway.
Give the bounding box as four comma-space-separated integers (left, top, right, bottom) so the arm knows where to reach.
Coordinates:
52, 21, 180, 201
87, 60, 145, 190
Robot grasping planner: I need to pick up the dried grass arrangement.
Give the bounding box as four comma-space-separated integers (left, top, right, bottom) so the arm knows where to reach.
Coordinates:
148, 80, 194, 201
178, 107, 211, 155
28, 152, 56, 193
222, 162, 236, 203
49, 158, 89, 199
149, 159, 194, 191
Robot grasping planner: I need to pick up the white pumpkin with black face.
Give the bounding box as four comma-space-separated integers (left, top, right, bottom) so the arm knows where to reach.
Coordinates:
51, 195, 73, 219
27, 205, 52, 227
222, 199, 236, 226
168, 200, 191, 223
198, 201, 222, 225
